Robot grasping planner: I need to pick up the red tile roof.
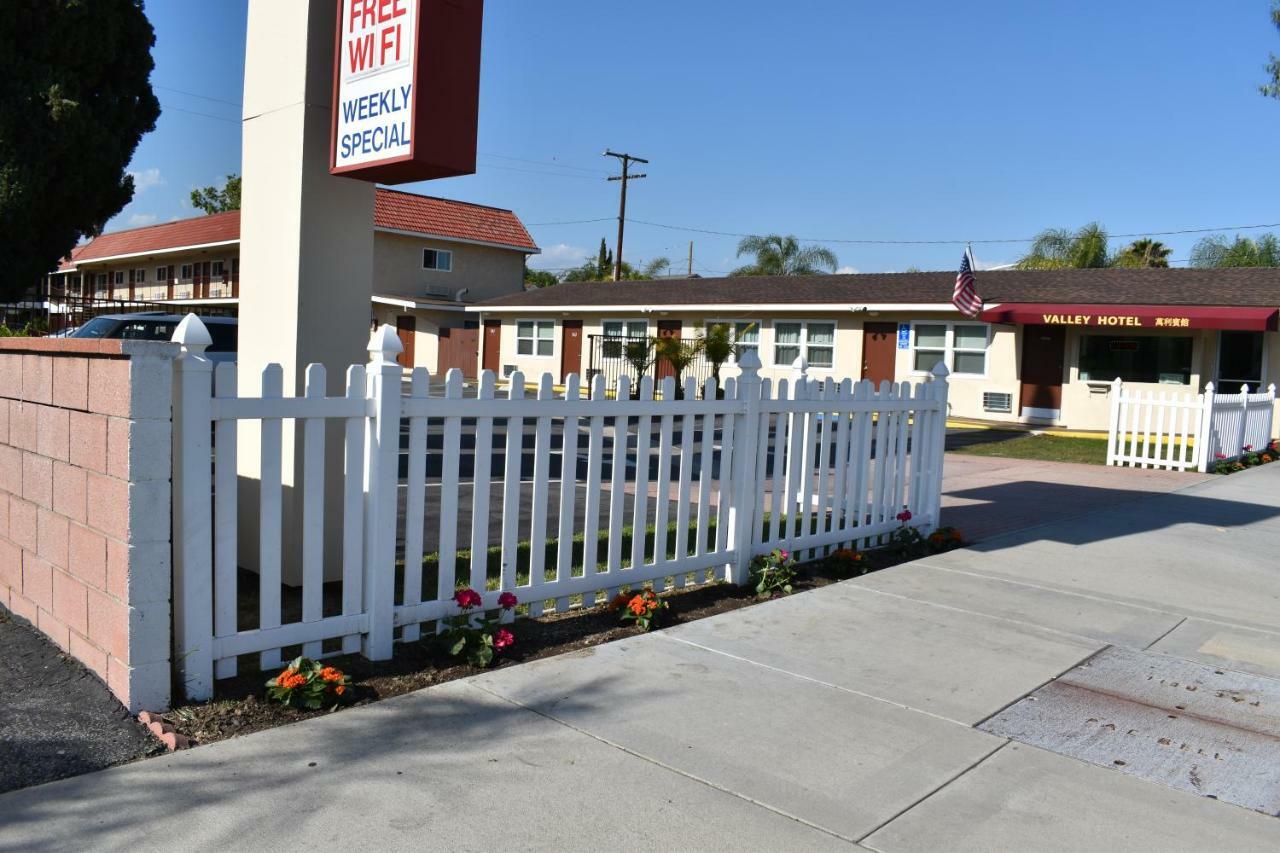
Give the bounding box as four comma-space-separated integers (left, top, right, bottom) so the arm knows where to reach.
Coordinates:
373, 188, 538, 251
60, 190, 537, 269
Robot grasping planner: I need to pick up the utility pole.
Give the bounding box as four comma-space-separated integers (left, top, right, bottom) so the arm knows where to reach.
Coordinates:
604, 150, 647, 282
687, 241, 694, 277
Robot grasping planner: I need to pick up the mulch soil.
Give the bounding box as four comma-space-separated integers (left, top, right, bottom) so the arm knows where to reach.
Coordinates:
166, 545, 935, 746
0, 609, 164, 794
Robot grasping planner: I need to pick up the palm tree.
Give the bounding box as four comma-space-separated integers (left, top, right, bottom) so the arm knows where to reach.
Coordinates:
1113, 239, 1172, 268
654, 335, 704, 398
1017, 223, 1111, 269
698, 322, 744, 397
1190, 233, 1280, 268
731, 234, 839, 276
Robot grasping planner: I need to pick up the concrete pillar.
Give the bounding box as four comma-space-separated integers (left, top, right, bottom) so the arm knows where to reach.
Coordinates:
239, 0, 376, 581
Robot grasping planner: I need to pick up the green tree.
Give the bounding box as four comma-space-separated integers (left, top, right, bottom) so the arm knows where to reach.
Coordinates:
560, 241, 671, 282
654, 335, 704, 398
524, 267, 559, 288
731, 234, 839, 276
1190, 233, 1280, 268
190, 174, 241, 214
1017, 223, 1111, 269
0, 1, 160, 301
1113, 239, 1172, 268
1262, 1, 1280, 99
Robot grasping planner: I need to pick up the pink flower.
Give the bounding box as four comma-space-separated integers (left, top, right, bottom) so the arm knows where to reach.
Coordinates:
896, 508, 913, 522
498, 591, 518, 610
1215, 453, 1227, 460
453, 588, 482, 609
494, 629, 515, 651
779, 550, 790, 561
1244, 445, 1253, 451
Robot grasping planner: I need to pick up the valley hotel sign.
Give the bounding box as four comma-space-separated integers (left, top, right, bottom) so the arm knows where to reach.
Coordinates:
331, 0, 483, 184
979, 303, 1279, 332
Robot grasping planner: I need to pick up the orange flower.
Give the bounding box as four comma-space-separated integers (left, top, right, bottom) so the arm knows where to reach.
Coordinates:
334, 685, 346, 696
608, 593, 630, 612
319, 666, 344, 683
628, 596, 647, 616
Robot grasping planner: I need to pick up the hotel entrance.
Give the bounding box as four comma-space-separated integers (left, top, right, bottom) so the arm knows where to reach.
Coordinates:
1216, 331, 1266, 390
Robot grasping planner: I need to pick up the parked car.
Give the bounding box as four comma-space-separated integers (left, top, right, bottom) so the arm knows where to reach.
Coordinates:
69, 312, 238, 363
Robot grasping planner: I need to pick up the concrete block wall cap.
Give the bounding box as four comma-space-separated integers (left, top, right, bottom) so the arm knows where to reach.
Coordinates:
367, 324, 404, 361
171, 314, 212, 352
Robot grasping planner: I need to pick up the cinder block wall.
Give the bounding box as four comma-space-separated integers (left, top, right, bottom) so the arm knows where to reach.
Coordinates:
0, 339, 175, 712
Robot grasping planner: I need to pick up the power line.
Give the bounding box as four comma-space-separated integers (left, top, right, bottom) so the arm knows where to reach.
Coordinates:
478, 152, 610, 175
154, 85, 243, 108
525, 217, 616, 226
159, 103, 240, 124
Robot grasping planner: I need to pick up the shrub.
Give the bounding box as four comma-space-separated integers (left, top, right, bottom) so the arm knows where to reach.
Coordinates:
827, 548, 868, 578
440, 588, 518, 668
887, 508, 931, 559
266, 657, 352, 709
608, 588, 668, 631
749, 548, 798, 598
927, 527, 965, 552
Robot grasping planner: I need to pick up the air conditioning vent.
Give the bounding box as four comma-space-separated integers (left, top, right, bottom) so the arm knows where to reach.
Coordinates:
983, 392, 1013, 413
503, 364, 518, 378
423, 283, 455, 299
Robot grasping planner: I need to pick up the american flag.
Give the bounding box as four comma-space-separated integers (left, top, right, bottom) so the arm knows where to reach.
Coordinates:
952, 247, 983, 318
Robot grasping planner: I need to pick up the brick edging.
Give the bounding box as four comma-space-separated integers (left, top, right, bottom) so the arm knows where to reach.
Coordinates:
138, 712, 191, 751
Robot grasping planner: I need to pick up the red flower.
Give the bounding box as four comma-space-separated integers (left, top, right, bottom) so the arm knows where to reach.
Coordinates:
778, 550, 790, 561
896, 508, 913, 522
1215, 453, 1227, 460
498, 591, 518, 610
453, 588, 483, 609
1244, 444, 1253, 452
494, 629, 514, 650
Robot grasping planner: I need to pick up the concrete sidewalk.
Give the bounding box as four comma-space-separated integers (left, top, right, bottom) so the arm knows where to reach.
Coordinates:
3, 467, 1279, 851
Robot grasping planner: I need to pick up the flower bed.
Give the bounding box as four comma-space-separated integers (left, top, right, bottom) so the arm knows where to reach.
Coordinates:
165, 532, 965, 747
1212, 439, 1279, 474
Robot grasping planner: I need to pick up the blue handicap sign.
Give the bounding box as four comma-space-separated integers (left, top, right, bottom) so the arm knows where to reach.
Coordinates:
897, 323, 911, 349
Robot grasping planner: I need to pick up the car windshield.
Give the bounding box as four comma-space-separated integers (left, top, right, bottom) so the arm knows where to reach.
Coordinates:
69, 317, 120, 339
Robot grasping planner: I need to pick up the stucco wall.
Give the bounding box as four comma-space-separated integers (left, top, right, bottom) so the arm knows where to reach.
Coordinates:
373, 231, 526, 303
0, 338, 174, 713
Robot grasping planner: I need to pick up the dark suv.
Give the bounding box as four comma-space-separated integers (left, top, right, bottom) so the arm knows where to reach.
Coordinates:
69, 312, 238, 363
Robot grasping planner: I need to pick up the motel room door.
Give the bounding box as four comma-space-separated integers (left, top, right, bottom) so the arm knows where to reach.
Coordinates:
861, 322, 897, 386
656, 320, 682, 382
482, 319, 502, 374
560, 320, 583, 381
1019, 325, 1066, 419
395, 316, 416, 368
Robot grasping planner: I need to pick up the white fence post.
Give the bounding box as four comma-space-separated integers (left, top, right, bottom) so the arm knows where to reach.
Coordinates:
1236, 384, 1251, 457
727, 349, 763, 585
171, 314, 215, 701
1196, 382, 1216, 472
1105, 378, 1122, 466
923, 362, 950, 532
361, 325, 403, 660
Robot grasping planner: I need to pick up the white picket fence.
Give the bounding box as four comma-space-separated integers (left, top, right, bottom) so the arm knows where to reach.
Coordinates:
1105, 378, 1277, 472
171, 318, 950, 700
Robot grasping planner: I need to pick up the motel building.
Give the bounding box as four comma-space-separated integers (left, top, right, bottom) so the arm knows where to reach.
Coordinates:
44, 188, 539, 374
469, 267, 1280, 435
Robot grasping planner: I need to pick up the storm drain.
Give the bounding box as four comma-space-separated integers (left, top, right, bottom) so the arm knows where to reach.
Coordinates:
978, 645, 1280, 816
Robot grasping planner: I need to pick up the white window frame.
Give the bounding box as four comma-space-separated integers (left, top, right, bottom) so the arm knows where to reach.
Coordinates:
112, 270, 125, 286
132, 268, 146, 283
707, 319, 761, 364
180, 264, 193, 281
211, 259, 225, 278
910, 321, 990, 378
155, 266, 169, 283
602, 318, 649, 339
96, 273, 108, 288
516, 319, 555, 358
771, 320, 837, 370
422, 247, 453, 272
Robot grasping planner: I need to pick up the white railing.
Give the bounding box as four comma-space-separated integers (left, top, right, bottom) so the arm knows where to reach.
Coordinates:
1105, 378, 1277, 472
171, 318, 950, 700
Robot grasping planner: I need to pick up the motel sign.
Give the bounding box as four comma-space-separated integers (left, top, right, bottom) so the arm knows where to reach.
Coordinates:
331, 0, 483, 183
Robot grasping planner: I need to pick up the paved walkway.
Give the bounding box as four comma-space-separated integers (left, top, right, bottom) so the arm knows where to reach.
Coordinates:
3, 466, 1278, 851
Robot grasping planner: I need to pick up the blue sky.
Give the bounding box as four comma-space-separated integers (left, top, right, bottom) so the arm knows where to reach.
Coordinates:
116, 0, 1280, 274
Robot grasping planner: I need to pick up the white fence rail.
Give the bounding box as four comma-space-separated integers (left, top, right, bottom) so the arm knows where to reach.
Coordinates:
172, 319, 950, 700
1106, 378, 1276, 472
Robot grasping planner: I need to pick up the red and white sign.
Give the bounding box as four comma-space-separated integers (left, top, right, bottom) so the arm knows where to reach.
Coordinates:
330, 0, 483, 184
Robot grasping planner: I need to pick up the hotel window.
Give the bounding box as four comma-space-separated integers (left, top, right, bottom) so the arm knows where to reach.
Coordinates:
1079, 335, 1192, 385
180, 264, 193, 281
423, 248, 453, 271
774, 321, 835, 368
133, 268, 146, 283
96, 273, 108, 289
113, 270, 125, 286
156, 266, 169, 283
211, 260, 225, 278
912, 323, 989, 376
1216, 331, 1265, 389
516, 320, 554, 356
706, 320, 760, 362
602, 319, 648, 358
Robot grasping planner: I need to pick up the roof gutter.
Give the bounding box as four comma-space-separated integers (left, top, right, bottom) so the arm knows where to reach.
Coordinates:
465, 302, 963, 314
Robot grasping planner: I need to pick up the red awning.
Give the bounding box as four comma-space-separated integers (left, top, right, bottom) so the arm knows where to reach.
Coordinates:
979, 303, 1279, 332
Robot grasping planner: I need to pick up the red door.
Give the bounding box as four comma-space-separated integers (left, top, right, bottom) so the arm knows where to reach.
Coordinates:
656, 320, 682, 381
861, 322, 897, 386
560, 320, 583, 381
482, 319, 501, 374
1019, 325, 1066, 416
396, 316, 416, 368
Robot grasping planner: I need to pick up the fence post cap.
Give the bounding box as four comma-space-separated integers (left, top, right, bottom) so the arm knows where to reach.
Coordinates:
172, 313, 211, 353
1241, 383, 1250, 395
1110, 376, 1121, 388
367, 323, 404, 364
791, 355, 808, 375
1204, 381, 1215, 394
737, 347, 762, 372
930, 361, 950, 380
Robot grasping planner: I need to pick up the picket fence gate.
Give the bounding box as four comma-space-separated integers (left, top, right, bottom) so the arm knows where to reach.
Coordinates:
171, 317, 951, 701
1105, 377, 1277, 472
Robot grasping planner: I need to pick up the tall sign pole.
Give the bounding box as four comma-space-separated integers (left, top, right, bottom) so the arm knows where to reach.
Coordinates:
605, 150, 647, 281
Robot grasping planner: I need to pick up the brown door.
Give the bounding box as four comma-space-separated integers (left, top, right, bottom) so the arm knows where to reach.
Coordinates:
560, 320, 583, 380
861, 322, 898, 386
1019, 325, 1066, 415
438, 326, 480, 377
656, 320, 682, 381
482, 319, 501, 373
395, 315, 416, 367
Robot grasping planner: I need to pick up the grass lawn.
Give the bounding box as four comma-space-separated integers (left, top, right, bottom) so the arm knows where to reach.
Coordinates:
951, 433, 1110, 465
